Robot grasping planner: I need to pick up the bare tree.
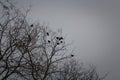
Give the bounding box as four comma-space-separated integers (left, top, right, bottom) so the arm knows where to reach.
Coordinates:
0, 0, 107, 80
55, 59, 107, 80
0, 0, 71, 80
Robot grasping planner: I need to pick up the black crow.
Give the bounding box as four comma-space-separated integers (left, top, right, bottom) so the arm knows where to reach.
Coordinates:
48, 40, 50, 43
71, 54, 74, 57
60, 37, 63, 40
60, 41, 63, 43
30, 24, 33, 27
57, 42, 59, 45
46, 32, 49, 36
56, 37, 59, 40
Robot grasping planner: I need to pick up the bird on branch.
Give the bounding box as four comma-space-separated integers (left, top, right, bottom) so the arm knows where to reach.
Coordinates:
71, 54, 74, 57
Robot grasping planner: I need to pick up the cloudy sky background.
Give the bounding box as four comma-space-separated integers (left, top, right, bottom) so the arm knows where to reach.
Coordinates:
17, 0, 120, 80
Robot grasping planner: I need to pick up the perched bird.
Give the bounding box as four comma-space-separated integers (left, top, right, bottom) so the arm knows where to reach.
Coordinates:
30, 24, 33, 27
56, 37, 59, 40
59, 38, 61, 40
57, 42, 59, 45
46, 32, 49, 36
60, 37, 63, 40
48, 40, 50, 43
71, 54, 74, 57
58, 37, 63, 40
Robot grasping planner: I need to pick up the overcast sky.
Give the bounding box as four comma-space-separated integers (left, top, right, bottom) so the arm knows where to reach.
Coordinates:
16, 0, 120, 80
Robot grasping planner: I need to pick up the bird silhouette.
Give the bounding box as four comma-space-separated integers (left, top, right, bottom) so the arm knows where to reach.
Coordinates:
46, 32, 49, 36
57, 42, 59, 45
59, 38, 61, 40
71, 54, 74, 57
56, 37, 59, 40
60, 41, 63, 43
60, 37, 63, 40
48, 40, 50, 43
30, 24, 33, 27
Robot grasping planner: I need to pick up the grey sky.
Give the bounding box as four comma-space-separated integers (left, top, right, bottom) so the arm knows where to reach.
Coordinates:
17, 0, 120, 80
